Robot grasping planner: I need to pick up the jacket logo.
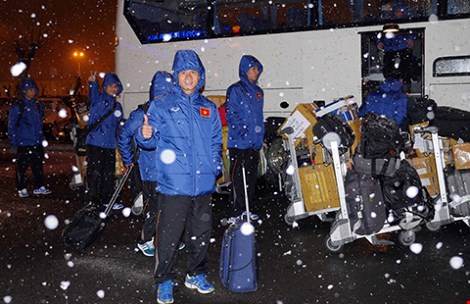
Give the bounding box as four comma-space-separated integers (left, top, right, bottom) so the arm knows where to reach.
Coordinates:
256, 92, 262, 99
200, 107, 210, 118
170, 107, 180, 112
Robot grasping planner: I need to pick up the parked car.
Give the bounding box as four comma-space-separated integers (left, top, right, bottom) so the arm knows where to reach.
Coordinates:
38, 97, 74, 139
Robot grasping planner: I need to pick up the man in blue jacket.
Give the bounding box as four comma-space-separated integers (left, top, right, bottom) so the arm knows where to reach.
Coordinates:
358, 70, 408, 129
118, 71, 173, 257
137, 50, 222, 304
8, 77, 51, 197
226, 55, 264, 217
376, 24, 417, 91
84, 72, 123, 209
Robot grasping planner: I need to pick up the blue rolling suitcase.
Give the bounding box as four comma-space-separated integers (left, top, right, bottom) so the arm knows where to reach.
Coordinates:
219, 165, 258, 293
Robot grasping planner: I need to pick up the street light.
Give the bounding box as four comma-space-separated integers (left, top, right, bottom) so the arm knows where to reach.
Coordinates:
73, 51, 85, 76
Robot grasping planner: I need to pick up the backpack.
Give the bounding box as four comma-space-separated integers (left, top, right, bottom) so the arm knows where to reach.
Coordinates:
381, 161, 434, 226
313, 113, 355, 155
360, 113, 403, 159
432, 106, 470, 142
407, 95, 437, 125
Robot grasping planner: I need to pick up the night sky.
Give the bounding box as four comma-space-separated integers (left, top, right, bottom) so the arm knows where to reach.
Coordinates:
0, 0, 117, 86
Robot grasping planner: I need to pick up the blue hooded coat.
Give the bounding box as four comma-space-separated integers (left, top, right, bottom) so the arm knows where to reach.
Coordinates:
135, 50, 222, 196
86, 73, 124, 149
358, 78, 408, 127
118, 71, 173, 182
376, 32, 416, 52
226, 55, 265, 150
8, 78, 44, 147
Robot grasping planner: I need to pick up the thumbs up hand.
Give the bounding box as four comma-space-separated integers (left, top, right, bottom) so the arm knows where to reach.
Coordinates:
142, 114, 153, 139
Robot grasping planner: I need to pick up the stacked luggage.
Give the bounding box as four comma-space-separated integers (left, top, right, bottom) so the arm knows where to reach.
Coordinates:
326, 113, 431, 252
275, 95, 470, 252
406, 97, 470, 230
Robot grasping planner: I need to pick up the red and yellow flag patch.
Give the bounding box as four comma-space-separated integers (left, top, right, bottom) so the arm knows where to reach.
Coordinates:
200, 107, 211, 118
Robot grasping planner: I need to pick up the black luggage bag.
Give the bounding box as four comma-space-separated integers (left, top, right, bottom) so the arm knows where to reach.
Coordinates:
63, 167, 133, 251
345, 170, 387, 235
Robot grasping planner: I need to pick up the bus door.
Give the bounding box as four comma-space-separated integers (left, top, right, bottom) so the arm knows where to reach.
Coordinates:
360, 28, 425, 100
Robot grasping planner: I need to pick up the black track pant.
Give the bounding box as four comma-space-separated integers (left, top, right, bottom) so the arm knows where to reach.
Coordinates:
84, 144, 115, 206
141, 181, 159, 243
383, 49, 414, 84
16, 145, 44, 190
228, 148, 259, 217
154, 194, 212, 284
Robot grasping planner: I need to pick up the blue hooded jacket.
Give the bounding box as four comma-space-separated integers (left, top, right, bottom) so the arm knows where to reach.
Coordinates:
86, 73, 124, 149
135, 50, 223, 196
376, 32, 416, 52
226, 55, 265, 150
8, 78, 44, 147
118, 71, 173, 182
358, 78, 408, 127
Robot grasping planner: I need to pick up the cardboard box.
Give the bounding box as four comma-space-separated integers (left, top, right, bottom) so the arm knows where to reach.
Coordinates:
347, 119, 361, 155
409, 122, 431, 158
278, 103, 318, 147
298, 164, 340, 212
407, 156, 440, 196
452, 143, 470, 170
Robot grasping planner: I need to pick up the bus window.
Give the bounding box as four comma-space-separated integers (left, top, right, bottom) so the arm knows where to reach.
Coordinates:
361, 28, 424, 99
215, 2, 269, 35
214, 1, 310, 35
433, 56, 470, 77
319, 0, 435, 26
124, 0, 210, 43
447, 0, 470, 15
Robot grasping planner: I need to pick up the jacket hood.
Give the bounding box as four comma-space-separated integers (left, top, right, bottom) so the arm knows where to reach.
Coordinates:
380, 78, 404, 93
102, 73, 123, 96
172, 50, 205, 92
20, 78, 39, 98
150, 71, 173, 100
239, 55, 263, 84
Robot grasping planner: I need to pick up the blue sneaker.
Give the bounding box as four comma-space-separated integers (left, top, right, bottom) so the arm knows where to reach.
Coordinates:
184, 274, 215, 294
241, 211, 259, 221
137, 240, 155, 257
156, 280, 174, 304
33, 186, 51, 195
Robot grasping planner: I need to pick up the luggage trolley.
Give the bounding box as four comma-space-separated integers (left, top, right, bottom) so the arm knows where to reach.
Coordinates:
414, 126, 470, 230
281, 96, 358, 225
325, 140, 419, 253
282, 127, 340, 225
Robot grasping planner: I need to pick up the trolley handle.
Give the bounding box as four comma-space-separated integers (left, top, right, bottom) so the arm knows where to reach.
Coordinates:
279, 126, 294, 135
413, 126, 438, 135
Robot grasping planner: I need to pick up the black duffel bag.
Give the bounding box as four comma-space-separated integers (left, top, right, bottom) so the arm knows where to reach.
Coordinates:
313, 113, 355, 155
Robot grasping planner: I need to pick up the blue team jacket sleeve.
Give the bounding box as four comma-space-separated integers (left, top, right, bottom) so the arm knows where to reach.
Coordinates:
118, 111, 139, 165
395, 96, 408, 127
226, 86, 248, 139
211, 109, 223, 176
7, 103, 20, 147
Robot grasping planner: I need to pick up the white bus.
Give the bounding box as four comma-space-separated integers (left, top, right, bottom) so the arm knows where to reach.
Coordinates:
115, 0, 470, 118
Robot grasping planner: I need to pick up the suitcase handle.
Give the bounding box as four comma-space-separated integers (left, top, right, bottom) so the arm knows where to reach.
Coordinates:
103, 166, 134, 216
242, 164, 251, 224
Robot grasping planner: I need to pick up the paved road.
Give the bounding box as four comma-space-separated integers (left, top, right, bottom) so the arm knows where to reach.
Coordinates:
1, 144, 469, 304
